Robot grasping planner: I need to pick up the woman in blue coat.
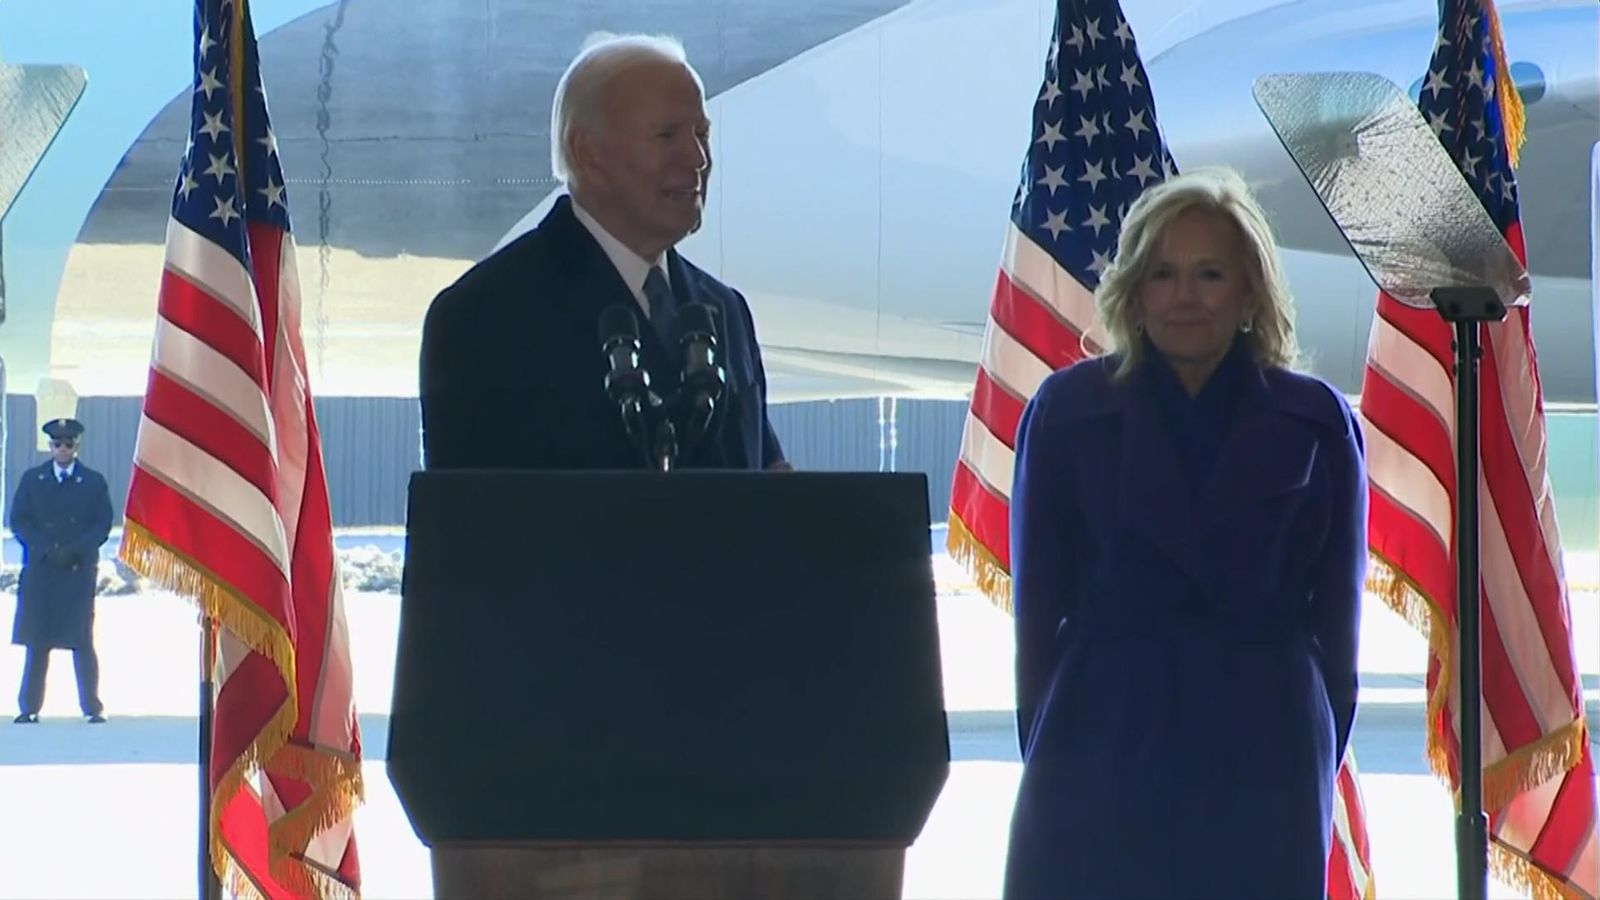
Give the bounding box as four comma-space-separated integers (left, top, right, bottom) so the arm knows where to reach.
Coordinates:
1002, 169, 1366, 899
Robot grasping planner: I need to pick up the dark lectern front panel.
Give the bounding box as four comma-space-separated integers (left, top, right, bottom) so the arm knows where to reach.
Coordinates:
388, 470, 949, 845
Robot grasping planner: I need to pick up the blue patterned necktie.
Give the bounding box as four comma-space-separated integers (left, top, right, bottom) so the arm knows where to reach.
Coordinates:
643, 266, 679, 347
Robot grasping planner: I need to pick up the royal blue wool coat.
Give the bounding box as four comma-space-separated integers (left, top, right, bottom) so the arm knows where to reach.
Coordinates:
1003, 344, 1366, 899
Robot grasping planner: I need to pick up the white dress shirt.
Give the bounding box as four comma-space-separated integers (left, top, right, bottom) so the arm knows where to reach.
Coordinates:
570, 198, 670, 318
53, 461, 76, 482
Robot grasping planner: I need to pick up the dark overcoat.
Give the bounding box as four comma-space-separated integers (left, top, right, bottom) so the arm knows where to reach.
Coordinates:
419, 195, 784, 471
10, 460, 114, 650
1003, 351, 1366, 899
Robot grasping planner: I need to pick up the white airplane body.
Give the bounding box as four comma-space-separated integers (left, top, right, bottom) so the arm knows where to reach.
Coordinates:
0, 0, 1592, 405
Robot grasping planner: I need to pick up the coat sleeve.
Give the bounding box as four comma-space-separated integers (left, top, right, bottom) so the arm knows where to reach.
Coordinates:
730, 291, 786, 469
9, 473, 39, 552
1010, 379, 1077, 757
419, 287, 475, 470
1312, 401, 1367, 763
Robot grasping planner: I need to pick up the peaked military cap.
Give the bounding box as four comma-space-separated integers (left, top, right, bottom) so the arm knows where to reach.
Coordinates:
42, 418, 85, 441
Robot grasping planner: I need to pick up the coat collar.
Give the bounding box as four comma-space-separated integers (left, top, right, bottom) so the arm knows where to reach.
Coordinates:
38, 460, 87, 483
1112, 345, 1317, 585
568, 196, 666, 308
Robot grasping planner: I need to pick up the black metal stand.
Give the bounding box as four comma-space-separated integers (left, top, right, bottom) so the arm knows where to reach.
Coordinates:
1432, 285, 1507, 900
199, 616, 221, 900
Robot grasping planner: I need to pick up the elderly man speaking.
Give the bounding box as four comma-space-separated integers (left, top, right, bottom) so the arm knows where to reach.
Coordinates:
420, 33, 787, 473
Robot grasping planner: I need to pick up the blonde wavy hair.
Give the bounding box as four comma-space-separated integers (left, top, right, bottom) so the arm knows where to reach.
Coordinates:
1092, 167, 1300, 379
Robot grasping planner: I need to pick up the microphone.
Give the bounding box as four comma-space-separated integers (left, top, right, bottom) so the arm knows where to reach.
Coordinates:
598, 304, 653, 466
677, 302, 726, 451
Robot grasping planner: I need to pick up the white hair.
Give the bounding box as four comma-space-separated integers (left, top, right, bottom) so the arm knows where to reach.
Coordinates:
550, 32, 704, 185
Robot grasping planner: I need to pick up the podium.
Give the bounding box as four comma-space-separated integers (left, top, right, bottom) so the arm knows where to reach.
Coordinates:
389, 470, 951, 899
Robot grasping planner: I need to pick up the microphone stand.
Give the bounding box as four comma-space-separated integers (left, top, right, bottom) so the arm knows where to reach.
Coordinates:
653, 415, 678, 472
601, 302, 724, 473
620, 395, 654, 469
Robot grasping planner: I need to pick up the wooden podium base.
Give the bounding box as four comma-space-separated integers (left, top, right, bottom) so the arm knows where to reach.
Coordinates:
431, 842, 907, 899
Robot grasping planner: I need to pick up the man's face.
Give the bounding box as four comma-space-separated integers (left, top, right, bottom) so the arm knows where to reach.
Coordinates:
575, 60, 711, 258
50, 437, 78, 467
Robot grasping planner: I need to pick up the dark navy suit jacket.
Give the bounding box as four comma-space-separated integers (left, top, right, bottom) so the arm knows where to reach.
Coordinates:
420, 196, 784, 471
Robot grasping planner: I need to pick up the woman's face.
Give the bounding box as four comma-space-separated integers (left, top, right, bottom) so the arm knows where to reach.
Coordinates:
1135, 208, 1255, 370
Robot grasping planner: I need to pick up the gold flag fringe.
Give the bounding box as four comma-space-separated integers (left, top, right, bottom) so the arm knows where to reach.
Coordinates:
219, 806, 360, 900
257, 851, 350, 900
1483, 717, 1590, 815
1365, 553, 1456, 780
1367, 552, 1593, 900
1490, 842, 1596, 900
120, 521, 299, 688
1482, 0, 1526, 169
294, 853, 362, 900
209, 749, 362, 898
220, 834, 273, 900
119, 521, 301, 894
268, 741, 366, 898
946, 513, 1013, 614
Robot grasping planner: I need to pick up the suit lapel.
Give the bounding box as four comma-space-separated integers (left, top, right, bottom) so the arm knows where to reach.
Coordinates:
545, 196, 681, 392
544, 197, 640, 323
667, 250, 748, 467
665, 249, 725, 365
1113, 360, 1317, 586
1199, 367, 1317, 524
665, 250, 719, 330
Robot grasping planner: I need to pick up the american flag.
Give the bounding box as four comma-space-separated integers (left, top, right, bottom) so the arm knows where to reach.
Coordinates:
1360, 0, 1598, 895
946, 0, 1176, 601
945, 2, 1375, 896
118, 1, 364, 897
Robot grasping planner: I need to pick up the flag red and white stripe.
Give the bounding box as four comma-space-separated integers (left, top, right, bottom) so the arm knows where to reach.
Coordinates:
1360, 2, 1596, 896
948, 221, 1097, 603
119, 2, 363, 897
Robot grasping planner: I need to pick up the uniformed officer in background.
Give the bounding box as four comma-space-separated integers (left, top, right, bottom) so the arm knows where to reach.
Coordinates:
10, 418, 114, 724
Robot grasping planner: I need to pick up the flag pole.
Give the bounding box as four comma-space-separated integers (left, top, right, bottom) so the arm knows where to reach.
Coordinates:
1428, 287, 1500, 900
1454, 316, 1489, 900
200, 615, 221, 900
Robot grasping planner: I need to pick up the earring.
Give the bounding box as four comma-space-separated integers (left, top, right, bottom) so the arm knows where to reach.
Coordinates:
1239, 317, 1254, 334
